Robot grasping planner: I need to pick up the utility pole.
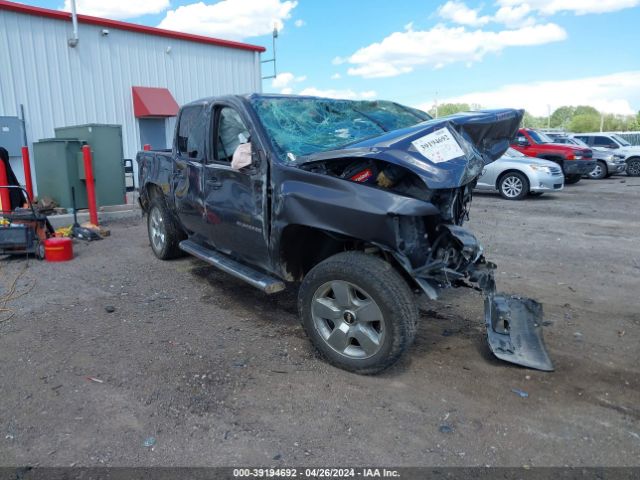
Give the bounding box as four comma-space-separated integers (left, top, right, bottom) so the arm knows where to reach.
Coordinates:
547, 104, 551, 129
261, 26, 279, 80
600, 114, 604, 132
434, 91, 439, 119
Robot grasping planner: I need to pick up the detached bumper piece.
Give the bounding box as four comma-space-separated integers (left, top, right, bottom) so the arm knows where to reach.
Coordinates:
484, 294, 554, 371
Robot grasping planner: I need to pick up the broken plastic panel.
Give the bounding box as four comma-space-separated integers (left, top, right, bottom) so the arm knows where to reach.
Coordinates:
484, 294, 555, 371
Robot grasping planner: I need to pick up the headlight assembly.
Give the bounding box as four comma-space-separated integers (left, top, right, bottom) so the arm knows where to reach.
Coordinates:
529, 164, 552, 174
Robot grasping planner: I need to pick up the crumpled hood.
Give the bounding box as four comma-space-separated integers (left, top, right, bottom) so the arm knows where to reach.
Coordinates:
299, 109, 524, 190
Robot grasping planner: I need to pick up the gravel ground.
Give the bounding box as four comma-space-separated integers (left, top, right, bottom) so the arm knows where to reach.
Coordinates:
0, 177, 638, 467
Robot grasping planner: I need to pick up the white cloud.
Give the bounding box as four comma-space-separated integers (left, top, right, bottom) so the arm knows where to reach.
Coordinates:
496, 0, 640, 15
298, 87, 377, 100
493, 5, 535, 27
158, 0, 297, 40
61, 0, 169, 19
331, 73, 342, 80
294, 19, 306, 27
271, 72, 306, 90
420, 71, 640, 116
345, 23, 566, 78
270, 72, 306, 93
438, 1, 490, 26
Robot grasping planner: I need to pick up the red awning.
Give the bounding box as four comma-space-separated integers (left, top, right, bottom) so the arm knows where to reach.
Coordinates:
132, 86, 179, 118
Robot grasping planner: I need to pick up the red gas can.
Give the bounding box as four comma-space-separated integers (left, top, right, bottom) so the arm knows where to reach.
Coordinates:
44, 237, 73, 262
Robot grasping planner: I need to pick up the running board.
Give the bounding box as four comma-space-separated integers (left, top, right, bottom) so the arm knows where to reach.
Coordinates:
179, 240, 286, 294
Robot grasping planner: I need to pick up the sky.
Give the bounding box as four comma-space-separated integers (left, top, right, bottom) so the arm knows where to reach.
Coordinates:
20, 0, 640, 116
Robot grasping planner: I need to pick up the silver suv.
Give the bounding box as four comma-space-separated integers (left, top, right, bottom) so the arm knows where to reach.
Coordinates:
572, 133, 640, 177
549, 135, 626, 179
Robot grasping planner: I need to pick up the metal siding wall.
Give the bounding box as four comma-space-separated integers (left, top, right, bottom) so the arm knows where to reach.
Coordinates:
0, 9, 262, 190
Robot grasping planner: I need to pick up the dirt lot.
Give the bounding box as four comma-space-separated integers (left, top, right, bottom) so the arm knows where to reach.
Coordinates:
1, 177, 639, 467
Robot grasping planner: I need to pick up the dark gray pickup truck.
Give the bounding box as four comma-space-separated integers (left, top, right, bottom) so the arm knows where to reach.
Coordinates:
137, 94, 553, 374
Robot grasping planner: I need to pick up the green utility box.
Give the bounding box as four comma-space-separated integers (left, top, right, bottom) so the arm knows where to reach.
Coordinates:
32, 139, 87, 209
55, 124, 125, 207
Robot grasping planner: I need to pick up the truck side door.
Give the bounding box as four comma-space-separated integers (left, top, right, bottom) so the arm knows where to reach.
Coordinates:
173, 104, 208, 235
201, 104, 270, 268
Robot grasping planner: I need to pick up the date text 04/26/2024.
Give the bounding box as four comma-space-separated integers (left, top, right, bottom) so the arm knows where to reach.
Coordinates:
232, 468, 400, 478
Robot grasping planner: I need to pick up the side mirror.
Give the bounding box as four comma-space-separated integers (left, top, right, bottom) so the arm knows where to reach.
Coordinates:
517, 138, 529, 147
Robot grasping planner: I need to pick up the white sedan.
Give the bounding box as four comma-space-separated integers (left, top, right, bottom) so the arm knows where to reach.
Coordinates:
475, 148, 565, 200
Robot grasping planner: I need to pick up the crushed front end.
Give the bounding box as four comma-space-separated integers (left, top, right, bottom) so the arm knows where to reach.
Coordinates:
293, 107, 554, 371
388, 184, 554, 372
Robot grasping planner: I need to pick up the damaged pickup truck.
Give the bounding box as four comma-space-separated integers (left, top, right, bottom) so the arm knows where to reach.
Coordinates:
137, 94, 554, 374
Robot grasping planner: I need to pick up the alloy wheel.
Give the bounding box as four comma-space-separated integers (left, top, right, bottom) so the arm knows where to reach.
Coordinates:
311, 280, 385, 359
149, 206, 166, 252
502, 175, 523, 198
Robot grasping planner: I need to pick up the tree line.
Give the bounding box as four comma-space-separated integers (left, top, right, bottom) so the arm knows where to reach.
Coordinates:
428, 103, 640, 132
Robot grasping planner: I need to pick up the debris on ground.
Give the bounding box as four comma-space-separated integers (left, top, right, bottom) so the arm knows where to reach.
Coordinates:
55, 225, 73, 237
511, 388, 529, 398
81, 222, 110, 238
105, 306, 116, 313
143, 437, 156, 448
0, 266, 35, 323
439, 425, 454, 434
86, 377, 104, 384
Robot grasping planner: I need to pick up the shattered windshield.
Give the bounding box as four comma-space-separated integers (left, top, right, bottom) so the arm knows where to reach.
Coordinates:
250, 96, 431, 161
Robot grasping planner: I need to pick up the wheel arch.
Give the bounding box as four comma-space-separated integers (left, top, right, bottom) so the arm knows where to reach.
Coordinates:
277, 224, 418, 290
139, 182, 166, 212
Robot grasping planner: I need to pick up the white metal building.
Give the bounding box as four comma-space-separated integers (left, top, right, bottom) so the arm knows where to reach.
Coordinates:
0, 0, 264, 187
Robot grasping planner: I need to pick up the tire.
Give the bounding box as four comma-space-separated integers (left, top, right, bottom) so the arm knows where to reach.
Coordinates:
588, 161, 607, 180
565, 174, 582, 184
36, 241, 45, 260
298, 251, 418, 374
627, 158, 640, 177
147, 196, 184, 260
498, 172, 529, 200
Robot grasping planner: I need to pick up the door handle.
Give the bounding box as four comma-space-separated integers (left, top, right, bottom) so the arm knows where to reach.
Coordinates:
206, 178, 223, 189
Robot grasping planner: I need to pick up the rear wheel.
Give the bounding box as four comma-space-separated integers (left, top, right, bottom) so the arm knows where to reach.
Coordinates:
498, 172, 529, 200
588, 161, 607, 180
627, 158, 640, 177
298, 251, 417, 374
147, 197, 184, 260
565, 174, 582, 184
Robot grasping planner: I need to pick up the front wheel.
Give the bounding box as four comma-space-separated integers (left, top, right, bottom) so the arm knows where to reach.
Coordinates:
627, 158, 640, 177
298, 251, 418, 374
565, 174, 582, 184
498, 172, 529, 200
588, 161, 607, 180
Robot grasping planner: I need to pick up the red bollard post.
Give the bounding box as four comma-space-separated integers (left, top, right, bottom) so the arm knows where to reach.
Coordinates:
143, 144, 151, 151
82, 145, 99, 226
21, 146, 34, 201
0, 159, 10, 213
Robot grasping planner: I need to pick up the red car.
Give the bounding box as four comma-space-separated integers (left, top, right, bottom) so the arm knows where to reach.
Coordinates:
511, 129, 596, 184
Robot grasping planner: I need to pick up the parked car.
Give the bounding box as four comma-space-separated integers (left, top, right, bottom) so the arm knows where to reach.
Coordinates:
571, 132, 640, 177
137, 94, 553, 374
475, 147, 564, 199
511, 128, 595, 184
548, 135, 626, 179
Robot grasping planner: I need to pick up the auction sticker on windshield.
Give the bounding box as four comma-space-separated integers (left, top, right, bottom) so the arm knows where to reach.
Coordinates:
411, 127, 465, 163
